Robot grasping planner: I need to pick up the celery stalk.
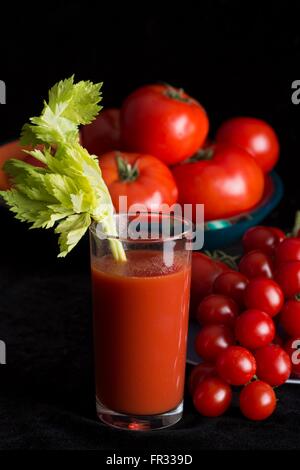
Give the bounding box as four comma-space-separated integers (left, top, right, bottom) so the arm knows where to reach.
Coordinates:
0, 76, 127, 261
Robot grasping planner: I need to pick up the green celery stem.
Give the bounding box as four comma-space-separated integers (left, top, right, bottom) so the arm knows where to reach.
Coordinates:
98, 215, 127, 262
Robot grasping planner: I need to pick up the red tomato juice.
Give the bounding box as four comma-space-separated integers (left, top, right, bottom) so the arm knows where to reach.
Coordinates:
91, 250, 191, 415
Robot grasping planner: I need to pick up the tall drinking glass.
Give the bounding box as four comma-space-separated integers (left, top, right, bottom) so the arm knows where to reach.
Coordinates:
89, 213, 192, 431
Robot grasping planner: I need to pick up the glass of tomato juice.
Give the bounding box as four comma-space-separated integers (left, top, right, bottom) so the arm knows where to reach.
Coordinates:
89, 213, 192, 430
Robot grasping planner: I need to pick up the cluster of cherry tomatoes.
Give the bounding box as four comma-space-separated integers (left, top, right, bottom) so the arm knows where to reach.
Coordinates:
190, 224, 300, 421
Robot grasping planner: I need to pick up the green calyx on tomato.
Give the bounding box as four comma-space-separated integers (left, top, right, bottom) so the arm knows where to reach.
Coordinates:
163, 86, 191, 103
185, 147, 214, 163
116, 153, 139, 182
204, 249, 239, 270
98, 150, 178, 212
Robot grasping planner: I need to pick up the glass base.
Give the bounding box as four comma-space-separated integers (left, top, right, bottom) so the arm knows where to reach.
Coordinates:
96, 398, 183, 431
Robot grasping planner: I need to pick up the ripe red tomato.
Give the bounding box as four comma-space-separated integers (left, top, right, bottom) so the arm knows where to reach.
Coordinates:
275, 238, 300, 265
280, 300, 300, 336
255, 344, 291, 386
121, 84, 209, 165
244, 278, 284, 317
269, 227, 285, 243
172, 144, 264, 221
193, 376, 232, 417
190, 252, 231, 318
239, 250, 274, 279
235, 309, 275, 350
23, 154, 46, 168
213, 271, 249, 307
275, 261, 300, 298
194, 324, 235, 363
242, 226, 283, 256
285, 338, 300, 376
216, 117, 280, 173
239, 381, 276, 421
0, 140, 27, 190
196, 294, 239, 328
188, 362, 216, 395
81, 109, 121, 156
216, 345, 256, 386
98, 151, 178, 212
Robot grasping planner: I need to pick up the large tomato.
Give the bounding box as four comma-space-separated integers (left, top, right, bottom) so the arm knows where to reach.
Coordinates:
216, 117, 279, 173
81, 108, 121, 157
172, 144, 264, 221
98, 151, 178, 212
120, 84, 209, 165
0, 140, 26, 190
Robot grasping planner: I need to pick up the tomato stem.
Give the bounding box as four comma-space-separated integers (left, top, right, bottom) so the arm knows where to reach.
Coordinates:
116, 153, 139, 182
184, 147, 214, 164
164, 86, 190, 103
292, 211, 300, 237
204, 249, 239, 270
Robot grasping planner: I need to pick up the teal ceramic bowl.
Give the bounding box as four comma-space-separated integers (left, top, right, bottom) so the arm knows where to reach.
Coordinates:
202, 171, 283, 250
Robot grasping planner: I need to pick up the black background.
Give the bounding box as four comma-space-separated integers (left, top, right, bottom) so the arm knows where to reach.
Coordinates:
1, 0, 300, 451
1, 1, 300, 265
1, 1, 300, 226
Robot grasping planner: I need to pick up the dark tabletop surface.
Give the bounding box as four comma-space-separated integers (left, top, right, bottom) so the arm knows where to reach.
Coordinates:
1, 199, 300, 452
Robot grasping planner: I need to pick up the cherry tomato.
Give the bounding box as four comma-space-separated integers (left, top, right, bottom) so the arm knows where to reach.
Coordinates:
235, 309, 275, 350
216, 345, 256, 386
269, 227, 285, 243
213, 271, 249, 307
244, 278, 284, 317
196, 294, 239, 328
121, 84, 209, 165
190, 252, 231, 318
275, 237, 300, 265
285, 338, 300, 376
242, 226, 282, 256
275, 261, 300, 298
98, 151, 178, 212
81, 108, 121, 156
194, 325, 235, 363
280, 300, 300, 336
255, 344, 291, 386
188, 362, 216, 395
239, 250, 274, 279
193, 376, 232, 417
239, 381, 276, 421
173, 143, 264, 221
216, 117, 280, 173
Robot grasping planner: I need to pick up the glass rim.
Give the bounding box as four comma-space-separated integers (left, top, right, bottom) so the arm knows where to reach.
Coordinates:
89, 212, 194, 243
